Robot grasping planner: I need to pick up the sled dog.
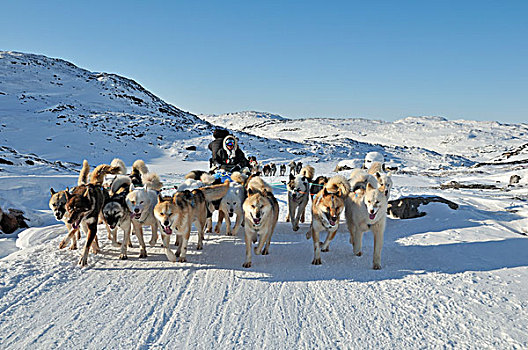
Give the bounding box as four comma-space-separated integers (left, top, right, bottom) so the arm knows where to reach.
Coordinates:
102, 176, 134, 258
306, 175, 350, 265
153, 181, 229, 262
344, 175, 388, 269
49, 188, 81, 250
286, 165, 314, 231
242, 176, 279, 268
279, 164, 286, 176
215, 181, 246, 236
125, 173, 164, 258
65, 184, 105, 266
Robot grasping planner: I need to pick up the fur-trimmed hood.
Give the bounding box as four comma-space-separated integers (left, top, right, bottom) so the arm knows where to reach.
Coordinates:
223, 135, 238, 158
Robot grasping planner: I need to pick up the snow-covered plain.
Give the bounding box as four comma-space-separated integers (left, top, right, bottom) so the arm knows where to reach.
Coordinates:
1, 51, 528, 348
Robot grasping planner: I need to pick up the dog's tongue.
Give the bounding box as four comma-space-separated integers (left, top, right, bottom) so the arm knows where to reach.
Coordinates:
164, 226, 172, 235
369, 213, 376, 220
253, 218, 261, 225
329, 219, 336, 226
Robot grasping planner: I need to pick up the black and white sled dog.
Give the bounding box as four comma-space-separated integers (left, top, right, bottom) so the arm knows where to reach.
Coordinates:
215, 180, 246, 236
125, 172, 164, 258
102, 176, 134, 259
286, 165, 314, 231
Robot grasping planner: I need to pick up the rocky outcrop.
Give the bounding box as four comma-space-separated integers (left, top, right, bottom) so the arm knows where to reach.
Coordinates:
388, 196, 458, 219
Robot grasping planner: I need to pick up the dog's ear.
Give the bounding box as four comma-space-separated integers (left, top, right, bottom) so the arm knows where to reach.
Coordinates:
83, 187, 91, 200
366, 182, 375, 191
65, 190, 71, 200
375, 172, 382, 181
323, 187, 329, 196
158, 194, 163, 203
248, 187, 255, 196
50, 188, 56, 195
301, 176, 307, 183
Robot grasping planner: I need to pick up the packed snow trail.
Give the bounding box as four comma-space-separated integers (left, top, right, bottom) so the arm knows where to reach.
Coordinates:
1, 199, 527, 349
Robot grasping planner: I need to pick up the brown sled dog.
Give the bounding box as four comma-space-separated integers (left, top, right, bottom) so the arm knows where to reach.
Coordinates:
65, 161, 121, 266
242, 176, 279, 268
306, 175, 350, 265
154, 181, 229, 262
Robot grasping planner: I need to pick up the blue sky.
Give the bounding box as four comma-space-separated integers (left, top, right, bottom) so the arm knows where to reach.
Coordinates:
1, 1, 527, 122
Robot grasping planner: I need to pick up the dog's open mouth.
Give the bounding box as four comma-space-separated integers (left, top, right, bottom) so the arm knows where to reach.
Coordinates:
109, 224, 117, 230
130, 211, 141, 219
163, 226, 173, 235
252, 216, 261, 226
369, 212, 377, 220
325, 212, 337, 226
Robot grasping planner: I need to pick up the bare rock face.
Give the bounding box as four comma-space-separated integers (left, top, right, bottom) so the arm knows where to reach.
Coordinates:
509, 175, 521, 185
0, 208, 30, 234
388, 196, 458, 219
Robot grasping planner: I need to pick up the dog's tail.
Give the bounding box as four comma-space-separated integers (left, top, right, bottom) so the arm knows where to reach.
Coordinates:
90, 164, 122, 185
200, 180, 229, 202
246, 175, 273, 195
367, 161, 384, 175
111, 158, 127, 175
200, 173, 215, 185
132, 159, 149, 176
78, 160, 90, 186
110, 175, 132, 195
325, 175, 351, 198
348, 169, 377, 193
300, 165, 315, 181
230, 171, 248, 185
143, 173, 163, 192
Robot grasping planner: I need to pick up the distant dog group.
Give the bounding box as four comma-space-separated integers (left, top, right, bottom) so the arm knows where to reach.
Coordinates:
49, 156, 392, 270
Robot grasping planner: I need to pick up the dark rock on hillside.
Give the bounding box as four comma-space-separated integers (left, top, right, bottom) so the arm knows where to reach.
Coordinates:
388, 196, 458, 219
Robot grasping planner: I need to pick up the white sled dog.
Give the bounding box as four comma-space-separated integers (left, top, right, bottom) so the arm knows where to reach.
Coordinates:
286, 165, 314, 231
125, 173, 163, 259
306, 175, 350, 265
215, 180, 246, 236
242, 176, 279, 268
344, 173, 388, 269
153, 181, 229, 262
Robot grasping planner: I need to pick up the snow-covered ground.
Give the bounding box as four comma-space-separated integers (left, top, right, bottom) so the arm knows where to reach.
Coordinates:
1, 51, 528, 348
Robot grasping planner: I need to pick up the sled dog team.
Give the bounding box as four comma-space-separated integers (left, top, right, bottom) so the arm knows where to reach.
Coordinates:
49, 158, 392, 269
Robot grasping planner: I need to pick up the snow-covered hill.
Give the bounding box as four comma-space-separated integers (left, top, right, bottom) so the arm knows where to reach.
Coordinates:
1, 52, 528, 349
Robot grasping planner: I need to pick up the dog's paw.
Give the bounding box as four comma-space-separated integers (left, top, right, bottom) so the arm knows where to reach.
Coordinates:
166, 250, 177, 262
59, 241, 67, 249
139, 250, 147, 258
321, 246, 329, 252
177, 256, 187, 263
196, 243, 203, 250
78, 256, 88, 267
128, 242, 134, 248
149, 239, 157, 247
355, 251, 363, 257
373, 263, 381, 270
119, 254, 128, 260
311, 258, 322, 265
68, 244, 77, 250
242, 261, 252, 268
292, 224, 299, 232
261, 248, 269, 255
